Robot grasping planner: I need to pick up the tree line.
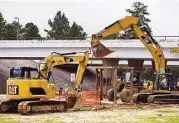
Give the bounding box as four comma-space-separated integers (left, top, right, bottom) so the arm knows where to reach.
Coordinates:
0, 11, 87, 40
0, 2, 151, 40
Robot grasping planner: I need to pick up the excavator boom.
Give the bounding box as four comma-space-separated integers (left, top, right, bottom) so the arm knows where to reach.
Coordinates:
91, 16, 139, 57
98, 16, 139, 37
91, 16, 165, 73
40, 52, 89, 84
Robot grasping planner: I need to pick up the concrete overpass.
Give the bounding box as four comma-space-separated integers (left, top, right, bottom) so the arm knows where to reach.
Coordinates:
0, 39, 179, 66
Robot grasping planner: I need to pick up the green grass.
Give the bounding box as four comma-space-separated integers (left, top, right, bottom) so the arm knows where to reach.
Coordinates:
163, 116, 179, 123
0, 115, 19, 123
137, 116, 163, 123
158, 109, 179, 113
136, 108, 179, 123
0, 108, 179, 123
137, 115, 179, 123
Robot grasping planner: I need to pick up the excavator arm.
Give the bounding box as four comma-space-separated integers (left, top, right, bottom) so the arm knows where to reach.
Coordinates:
74, 53, 89, 91
39, 52, 89, 91
91, 16, 139, 57
131, 24, 165, 73
39, 51, 89, 108
91, 16, 165, 73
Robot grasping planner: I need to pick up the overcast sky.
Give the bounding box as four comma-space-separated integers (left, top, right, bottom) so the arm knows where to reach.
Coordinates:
0, 0, 178, 37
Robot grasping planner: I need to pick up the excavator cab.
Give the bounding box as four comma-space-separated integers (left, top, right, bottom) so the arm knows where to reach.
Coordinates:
7, 66, 56, 99
125, 71, 143, 86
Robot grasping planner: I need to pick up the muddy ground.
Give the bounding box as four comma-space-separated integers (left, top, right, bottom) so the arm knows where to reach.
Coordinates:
0, 104, 179, 123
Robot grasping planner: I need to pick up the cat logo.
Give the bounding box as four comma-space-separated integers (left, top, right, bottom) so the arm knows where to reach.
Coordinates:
8, 85, 19, 95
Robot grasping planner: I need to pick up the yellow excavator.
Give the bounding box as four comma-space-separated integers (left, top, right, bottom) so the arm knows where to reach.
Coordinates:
91, 16, 179, 104
0, 51, 89, 115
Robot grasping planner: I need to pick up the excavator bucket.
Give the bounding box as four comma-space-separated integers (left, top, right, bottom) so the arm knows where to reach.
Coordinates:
91, 41, 114, 57
67, 95, 77, 108
67, 92, 83, 108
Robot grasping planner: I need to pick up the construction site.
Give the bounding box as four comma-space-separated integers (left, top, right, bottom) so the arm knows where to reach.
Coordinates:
0, 0, 179, 122
0, 15, 179, 122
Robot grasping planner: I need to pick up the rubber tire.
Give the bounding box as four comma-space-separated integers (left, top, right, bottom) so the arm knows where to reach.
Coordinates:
120, 89, 132, 102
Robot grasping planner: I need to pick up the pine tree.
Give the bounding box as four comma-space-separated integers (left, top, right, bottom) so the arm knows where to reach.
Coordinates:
45, 10, 87, 40
23, 22, 41, 40
124, 2, 152, 38
45, 11, 70, 39
69, 22, 87, 39
5, 21, 23, 40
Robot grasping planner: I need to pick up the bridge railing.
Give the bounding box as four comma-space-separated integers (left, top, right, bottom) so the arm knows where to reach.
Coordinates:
0, 37, 178, 47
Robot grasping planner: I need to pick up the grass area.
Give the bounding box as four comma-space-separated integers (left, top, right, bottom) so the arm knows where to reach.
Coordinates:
137, 115, 179, 123
137, 108, 179, 123
0, 114, 19, 123
0, 107, 179, 123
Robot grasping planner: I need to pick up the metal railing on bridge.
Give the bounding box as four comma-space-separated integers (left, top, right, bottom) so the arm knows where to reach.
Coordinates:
0, 36, 178, 48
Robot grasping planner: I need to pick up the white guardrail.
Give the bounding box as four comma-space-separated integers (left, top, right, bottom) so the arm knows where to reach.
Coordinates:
0, 39, 178, 48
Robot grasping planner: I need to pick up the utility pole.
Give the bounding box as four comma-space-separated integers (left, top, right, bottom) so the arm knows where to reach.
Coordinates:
14, 17, 19, 40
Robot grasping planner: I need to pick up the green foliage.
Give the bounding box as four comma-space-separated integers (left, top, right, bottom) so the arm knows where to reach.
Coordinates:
22, 22, 41, 40
69, 22, 86, 39
45, 10, 87, 40
5, 23, 16, 40
167, 68, 179, 75
45, 11, 70, 39
5, 21, 23, 40
0, 12, 6, 39
122, 1, 152, 38
142, 68, 154, 80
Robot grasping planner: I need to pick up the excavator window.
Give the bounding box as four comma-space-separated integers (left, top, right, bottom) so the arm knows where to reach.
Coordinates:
11, 69, 21, 78
10, 67, 38, 79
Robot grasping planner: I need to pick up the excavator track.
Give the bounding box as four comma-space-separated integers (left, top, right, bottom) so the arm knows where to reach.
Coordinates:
133, 93, 179, 104
147, 94, 179, 104
18, 100, 68, 115
132, 93, 151, 103
0, 98, 40, 113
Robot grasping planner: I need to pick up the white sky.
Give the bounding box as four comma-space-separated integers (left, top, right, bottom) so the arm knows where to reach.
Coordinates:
0, 0, 178, 37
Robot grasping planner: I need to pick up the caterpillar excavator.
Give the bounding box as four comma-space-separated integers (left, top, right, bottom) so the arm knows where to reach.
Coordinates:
0, 51, 89, 115
91, 16, 179, 104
